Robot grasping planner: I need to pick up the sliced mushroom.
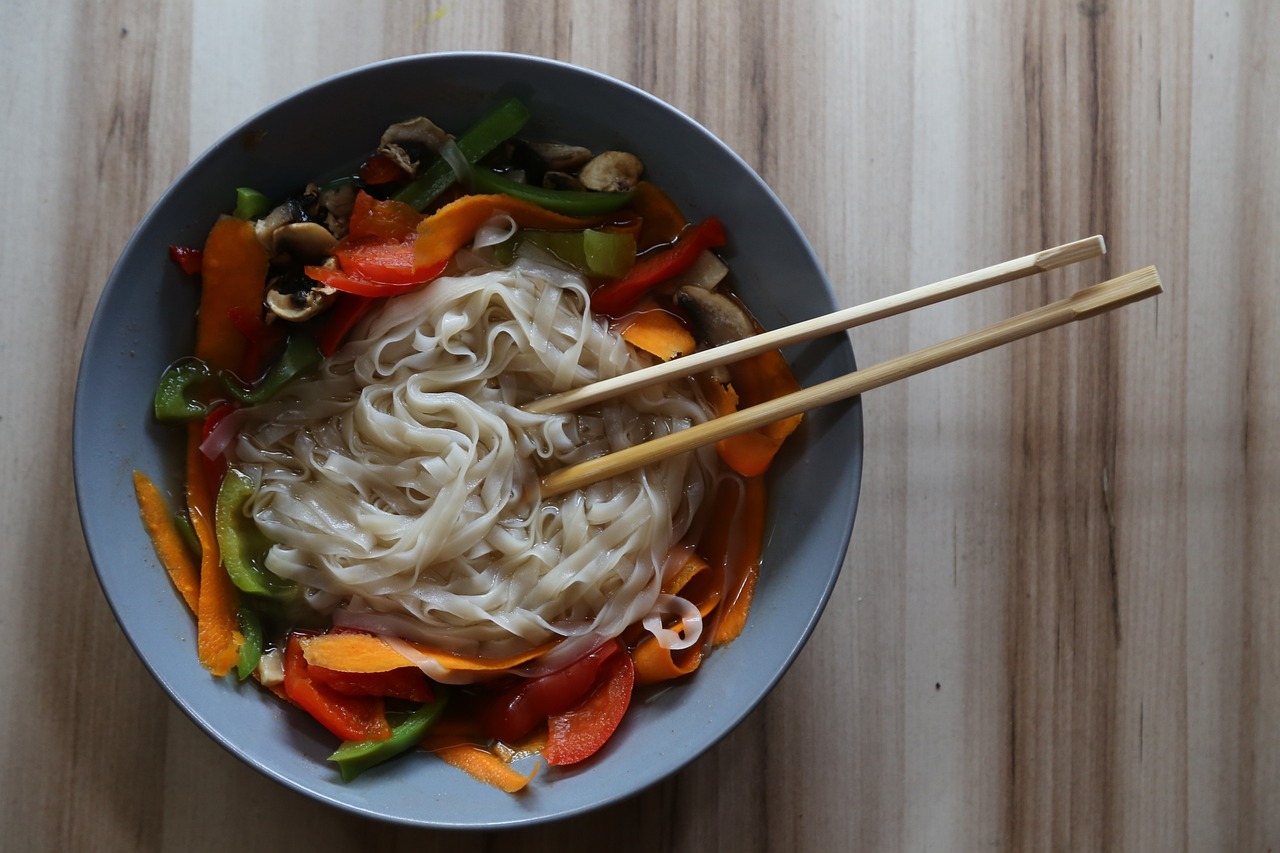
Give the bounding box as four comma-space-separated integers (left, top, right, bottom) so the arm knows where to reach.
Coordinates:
525, 141, 594, 173
313, 181, 357, 239
674, 285, 756, 347
253, 202, 296, 250
271, 221, 337, 266
378, 116, 452, 174
579, 151, 644, 192
265, 269, 338, 322
542, 170, 586, 191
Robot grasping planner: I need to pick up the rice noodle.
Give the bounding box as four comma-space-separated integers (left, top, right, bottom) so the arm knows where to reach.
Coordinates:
228, 256, 715, 659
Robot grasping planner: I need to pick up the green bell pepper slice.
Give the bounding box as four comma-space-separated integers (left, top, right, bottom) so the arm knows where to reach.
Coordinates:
153, 334, 322, 422
469, 167, 634, 217
233, 187, 272, 220
392, 98, 532, 211
510, 228, 637, 278
214, 468, 295, 599
236, 606, 264, 681
328, 691, 450, 782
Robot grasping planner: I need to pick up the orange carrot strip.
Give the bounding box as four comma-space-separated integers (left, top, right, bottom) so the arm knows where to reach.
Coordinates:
413, 193, 603, 271
619, 309, 697, 361
633, 637, 706, 686
430, 743, 540, 793
300, 632, 557, 674
627, 181, 688, 251
194, 216, 270, 374
711, 475, 767, 645
187, 421, 241, 676
633, 551, 721, 686
132, 470, 200, 613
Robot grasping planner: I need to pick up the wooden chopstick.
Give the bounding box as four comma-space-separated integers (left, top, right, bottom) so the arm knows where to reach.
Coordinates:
538, 265, 1161, 498
524, 235, 1106, 415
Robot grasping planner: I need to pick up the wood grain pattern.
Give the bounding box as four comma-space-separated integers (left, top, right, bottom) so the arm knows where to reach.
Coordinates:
2, 0, 1277, 849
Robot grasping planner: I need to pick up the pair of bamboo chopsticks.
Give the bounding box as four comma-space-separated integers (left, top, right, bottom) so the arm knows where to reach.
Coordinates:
534, 236, 1161, 498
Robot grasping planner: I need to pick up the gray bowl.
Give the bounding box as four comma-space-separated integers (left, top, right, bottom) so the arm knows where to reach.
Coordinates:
73, 52, 862, 828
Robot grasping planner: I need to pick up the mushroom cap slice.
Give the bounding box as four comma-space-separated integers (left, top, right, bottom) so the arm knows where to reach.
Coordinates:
271, 222, 337, 266
265, 273, 338, 322
674, 285, 756, 347
579, 151, 645, 192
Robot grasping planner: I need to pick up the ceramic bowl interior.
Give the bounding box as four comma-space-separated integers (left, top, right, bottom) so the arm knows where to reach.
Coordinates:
73, 52, 862, 828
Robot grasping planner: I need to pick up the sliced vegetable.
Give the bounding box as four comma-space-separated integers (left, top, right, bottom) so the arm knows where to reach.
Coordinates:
168, 245, 203, 275
333, 240, 443, 285
153, 334, 322, 422
154, 359, 216, 421
329, 692, 449, 782
314, 293, 376, 356
469, 167, 635, 217
481, 639, 621, 744
429, 742, 539, 793
358, 153, 407, 186
710, 475, 767, 644
284, 635, 392, 743
543, 651, 635, 766
619, 310, 697, 361
716, 349, 803, 477
214, 468, 296, 598
132, 470, 200, 613
240, 334, 322, 404
299, 631, 557, 675
516, 228, 637, 278
227, 305, 284, 381
236, 606, 264, 681
304, 262, 447, 297
589, 216, 727, 316
194, 216, 270, 373
187, 421, 242, 676
627, 182, 687, 251
393, 97, 532, 211
309, 666, 434, 702
346, 191, 421, 242
411, 192, 605, 275
233, 187, 272, 220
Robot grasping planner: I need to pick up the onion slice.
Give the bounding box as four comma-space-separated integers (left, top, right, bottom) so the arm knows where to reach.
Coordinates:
438, 138, 473, 188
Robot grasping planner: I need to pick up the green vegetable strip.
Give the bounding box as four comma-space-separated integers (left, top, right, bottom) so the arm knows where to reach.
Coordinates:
515, 229, 636, 278
153, 334, 322, 422
236, 606, 264, 681
329, 691, 450, 782
469, 167, 635, 216
215, 469, 296, 599
392, 98, 532, 211
233, 187, 271, 220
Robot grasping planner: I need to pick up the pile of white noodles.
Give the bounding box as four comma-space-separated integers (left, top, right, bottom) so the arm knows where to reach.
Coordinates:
227, 255, 715, 662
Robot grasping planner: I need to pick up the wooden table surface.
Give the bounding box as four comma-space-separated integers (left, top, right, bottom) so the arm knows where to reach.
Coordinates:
4, 1, 1277, 850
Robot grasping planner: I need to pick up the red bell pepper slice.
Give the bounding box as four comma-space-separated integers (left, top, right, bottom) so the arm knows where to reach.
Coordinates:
347, 191, 421, 242
307, 665, 435, 703
227, 305, 285, 382
168, 245, 204, 275
589, 216, 727, 316
313, 292, 376, 356
358, 154, 408, 187
481, 639, 621, 744
304, 262, 446, 297
283, 635, 392, 742
543, 650, 635, 766
333, 239, 446, 285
